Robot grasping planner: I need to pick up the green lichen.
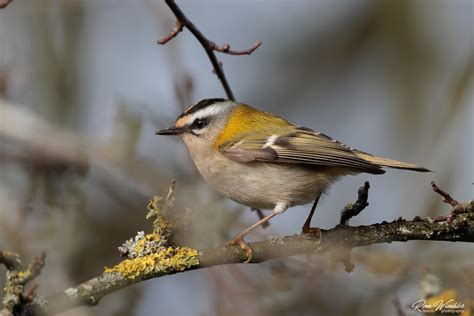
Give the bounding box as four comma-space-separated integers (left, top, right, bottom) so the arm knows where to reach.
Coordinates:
105, 182, 199, 279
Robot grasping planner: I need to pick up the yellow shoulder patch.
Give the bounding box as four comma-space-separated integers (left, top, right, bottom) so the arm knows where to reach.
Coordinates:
213, 104, 291, 149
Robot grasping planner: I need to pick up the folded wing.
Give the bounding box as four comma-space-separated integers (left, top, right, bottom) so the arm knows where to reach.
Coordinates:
219, 128, 386, 175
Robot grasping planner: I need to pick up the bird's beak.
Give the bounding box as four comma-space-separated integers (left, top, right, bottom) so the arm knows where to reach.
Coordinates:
155, 126, 187, 136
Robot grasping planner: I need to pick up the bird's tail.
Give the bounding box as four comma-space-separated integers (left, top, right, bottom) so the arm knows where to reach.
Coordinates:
354, 151, 431, 172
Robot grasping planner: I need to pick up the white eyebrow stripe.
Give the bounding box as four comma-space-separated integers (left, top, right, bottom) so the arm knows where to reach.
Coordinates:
185, 104, 230, 125
263, 135, 278, 148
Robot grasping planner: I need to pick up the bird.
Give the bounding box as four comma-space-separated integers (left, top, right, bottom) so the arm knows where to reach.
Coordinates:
156, 98, 429, 261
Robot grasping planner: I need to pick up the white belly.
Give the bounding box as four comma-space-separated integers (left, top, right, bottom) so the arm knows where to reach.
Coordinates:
192, 151, 343, 210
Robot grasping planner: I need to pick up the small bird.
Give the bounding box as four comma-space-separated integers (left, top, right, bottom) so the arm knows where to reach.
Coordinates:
156, 98, 429, 260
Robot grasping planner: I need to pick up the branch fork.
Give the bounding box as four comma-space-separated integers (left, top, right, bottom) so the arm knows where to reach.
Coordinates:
431, 181, 473, 223
157, 0, 262, 101
0, 250, 46, 315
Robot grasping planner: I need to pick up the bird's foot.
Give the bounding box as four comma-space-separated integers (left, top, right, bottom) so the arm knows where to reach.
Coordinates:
227, 235, 253, 263
301, 225, 322, 262
301, 225, 322, 246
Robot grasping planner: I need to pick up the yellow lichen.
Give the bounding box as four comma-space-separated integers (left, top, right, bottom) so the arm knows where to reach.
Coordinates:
104, 247, 199, 279
147, 195, 173, 232
105, 182, 199, 279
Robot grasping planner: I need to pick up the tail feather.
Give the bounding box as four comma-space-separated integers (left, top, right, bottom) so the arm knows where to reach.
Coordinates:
354, 152, 431, 172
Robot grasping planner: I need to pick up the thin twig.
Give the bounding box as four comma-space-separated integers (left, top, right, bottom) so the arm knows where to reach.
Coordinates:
335, 181, 370, 272
158, 0, 262, 100
0, 0, 13, 9
24, 284, 40, 303
157, 21, 183, 44
431, 181, 458, 207
22, 251, 46, 284
211, 40, 262, 56
431, 181, 473, 223
340, 181, 370, 225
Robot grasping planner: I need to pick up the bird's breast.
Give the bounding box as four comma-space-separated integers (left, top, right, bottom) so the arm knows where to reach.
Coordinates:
190, 150, 342, 210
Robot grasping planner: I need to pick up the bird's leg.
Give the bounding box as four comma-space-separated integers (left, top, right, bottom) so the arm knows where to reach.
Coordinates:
228, 202, 288, 262
251, 208, 269, 228
301, 193, 322, 235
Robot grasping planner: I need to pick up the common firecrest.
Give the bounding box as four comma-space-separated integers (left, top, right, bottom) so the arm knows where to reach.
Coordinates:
156, 98, 429, 260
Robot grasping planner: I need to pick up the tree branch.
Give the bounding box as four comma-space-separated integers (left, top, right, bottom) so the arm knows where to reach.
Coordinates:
157, 0, 261, 100
0, 250, 46, 315
2, 181, 472, 315
43, 211, 474, 314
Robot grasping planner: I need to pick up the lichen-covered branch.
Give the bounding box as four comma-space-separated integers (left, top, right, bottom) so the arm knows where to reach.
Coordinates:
43, 202, 474, 314
4, 183, 473, 315
0, 251, 46, 315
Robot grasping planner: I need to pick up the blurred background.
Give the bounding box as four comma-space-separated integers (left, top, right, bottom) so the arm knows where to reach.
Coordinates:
0, 0, 473, 315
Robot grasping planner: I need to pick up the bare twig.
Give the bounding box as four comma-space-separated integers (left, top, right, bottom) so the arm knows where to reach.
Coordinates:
22, 251, 46, 284
24, 284, 40, 303
335, 181, 370, 272
158, 0, 261, 100
211, 40, 262, 56
157, 20, 183, 45
431, 181, 458, 207
431, 181, 473, 223
340, 181, 370, 225
0, 0, 13, 9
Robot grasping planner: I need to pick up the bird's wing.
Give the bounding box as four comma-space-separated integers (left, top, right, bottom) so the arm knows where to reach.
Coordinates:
219, 128, 385, 174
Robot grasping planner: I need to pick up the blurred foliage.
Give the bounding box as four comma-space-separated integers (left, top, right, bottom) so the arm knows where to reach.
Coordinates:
0, 0, 472, 315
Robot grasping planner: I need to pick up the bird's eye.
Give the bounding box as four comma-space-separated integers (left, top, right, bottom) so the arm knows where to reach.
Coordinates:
192, 118, 208, 129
